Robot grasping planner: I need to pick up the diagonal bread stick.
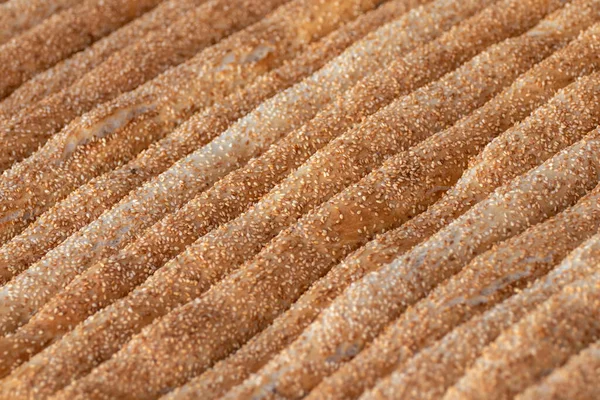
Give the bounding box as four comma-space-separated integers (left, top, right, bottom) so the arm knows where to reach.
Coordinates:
444, 274, 600, 400
367, 230, 600, 400
366, 272, 600, 400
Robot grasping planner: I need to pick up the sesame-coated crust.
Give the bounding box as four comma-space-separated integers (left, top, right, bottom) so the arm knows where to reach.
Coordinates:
0, 0, 290, 182
371, 231, 600, 400
0, 0, 385, 337
1, 0, 599, 398
42, 1, 586, 398
321, 181, 600, 400
444, 273, 600, 400
309, 22, 600, 400
0, 0, 413, 288
0, 0, 419, 376
163, 2, 600, 399
367, 267, 600, 400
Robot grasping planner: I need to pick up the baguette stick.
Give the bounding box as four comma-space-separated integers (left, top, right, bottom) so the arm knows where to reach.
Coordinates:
0, 0, 163, 100
56, 10, 584, 400
367, 274, 600, 400
0, 0, 82, 45
0, 0, 211, 120
0, 0, 291, 174
0, 0, 379, 246
0, 0, 425, 285
444, 276, 600, 400
0, 0, 417, 340
516, 339, 600, 400
363, 231, 600, 400
169, 13, 600, 400
0, 0, 507, 390
314, 182, 600, 400
224, 82, 600, 400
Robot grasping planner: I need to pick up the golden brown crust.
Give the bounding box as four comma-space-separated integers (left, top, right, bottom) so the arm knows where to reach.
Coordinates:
1, 1, 599, 399
358, 226, 600, 399
0, 0, 382, 336
164, 3, 600, 400
0, 0, 289, 214
366, 269, 600, 400
309, 26, 600, 400
0, 0, 416, 376
0, 0, 408, 289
